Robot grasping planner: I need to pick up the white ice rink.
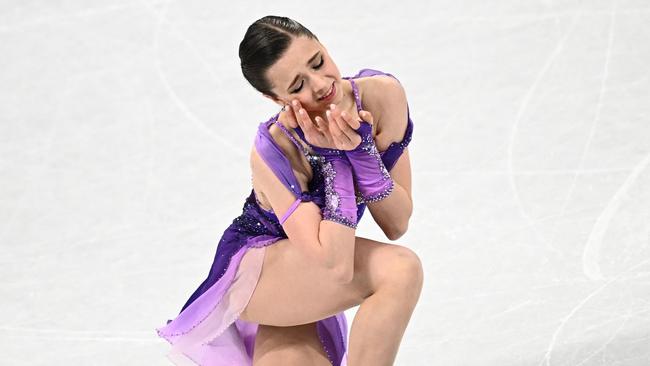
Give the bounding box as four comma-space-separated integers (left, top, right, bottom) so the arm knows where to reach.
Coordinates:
1, 0, 649, 365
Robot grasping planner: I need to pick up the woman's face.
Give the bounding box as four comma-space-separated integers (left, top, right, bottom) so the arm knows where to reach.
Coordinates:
264, 36, 342, 113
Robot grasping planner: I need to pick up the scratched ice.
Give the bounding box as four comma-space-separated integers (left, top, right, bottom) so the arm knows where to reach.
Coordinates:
1, 0, 649, 365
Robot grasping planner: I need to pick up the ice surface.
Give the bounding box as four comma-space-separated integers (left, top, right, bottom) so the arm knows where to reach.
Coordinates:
1, 0, 649, 365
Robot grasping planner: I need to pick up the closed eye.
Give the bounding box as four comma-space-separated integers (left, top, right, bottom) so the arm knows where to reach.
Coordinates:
291, 57, 325, 93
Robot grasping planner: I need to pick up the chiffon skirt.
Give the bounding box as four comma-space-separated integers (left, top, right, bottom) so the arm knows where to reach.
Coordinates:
156, 236, 349, 365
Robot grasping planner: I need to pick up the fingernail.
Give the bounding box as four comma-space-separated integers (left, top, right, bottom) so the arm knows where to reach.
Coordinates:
326, 110, 331, 117
292, 100, 298, 106
329, 104, 335, 110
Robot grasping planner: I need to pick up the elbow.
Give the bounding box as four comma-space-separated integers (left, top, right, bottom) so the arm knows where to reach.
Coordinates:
384, 205, 412, 241
386, 220, 409, 241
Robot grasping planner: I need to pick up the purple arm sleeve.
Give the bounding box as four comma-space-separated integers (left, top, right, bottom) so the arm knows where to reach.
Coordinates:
309, 146, 358, 229
320, 155, 358, 228
345, 121, 394, 202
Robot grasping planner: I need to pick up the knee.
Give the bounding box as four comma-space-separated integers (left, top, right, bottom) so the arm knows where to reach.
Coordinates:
390, 246, 424, 295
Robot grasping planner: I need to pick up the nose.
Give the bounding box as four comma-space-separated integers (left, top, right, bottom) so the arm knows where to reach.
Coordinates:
313, 77, 331, 97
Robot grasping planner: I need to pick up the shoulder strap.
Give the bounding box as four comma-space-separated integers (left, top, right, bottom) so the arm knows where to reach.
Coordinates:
347, 69, 413, 172
254, 122, 303, 197
346, 78, 363, 112
254, 119, 321, 224
273, 115, 309, 156
352, 68, 399, 81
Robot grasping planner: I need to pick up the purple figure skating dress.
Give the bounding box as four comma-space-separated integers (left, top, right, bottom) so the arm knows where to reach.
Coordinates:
155, 68, 414, 365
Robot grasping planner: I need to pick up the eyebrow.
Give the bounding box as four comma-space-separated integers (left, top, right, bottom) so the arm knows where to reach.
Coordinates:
287, 51, 321, 92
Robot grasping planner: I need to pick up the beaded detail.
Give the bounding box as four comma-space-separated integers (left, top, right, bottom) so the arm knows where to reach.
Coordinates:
380, 119, 414, 157
347, 123, 394, 203
345, 78, 396, 203
271, 116, 358, 228
159, 72, 411, 363
349, 78, 362, 112
320, 158, 358, 229
272, 117, 311, 157
346, 71, 414, 171
364, 179, 395, 203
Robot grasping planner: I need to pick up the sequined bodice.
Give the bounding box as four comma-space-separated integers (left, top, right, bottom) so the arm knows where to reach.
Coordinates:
254, 144, 327, 215
237, 72, 413, 239
173, 69, 412, 345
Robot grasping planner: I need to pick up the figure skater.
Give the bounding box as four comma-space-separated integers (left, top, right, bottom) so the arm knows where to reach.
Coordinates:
156, 15, 422, 366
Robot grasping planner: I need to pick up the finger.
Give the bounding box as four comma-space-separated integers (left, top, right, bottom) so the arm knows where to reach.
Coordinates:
339, 110, 360, 134
290, 100, 309, 129
284, 104, 299, 128
326, 109, 352, 147
314, 116, 328, 134
296, 107, 323, 143
329, 105, 357, 142
314, 116, 332, 143
292, 101, 311, 127
287, 104, 304, 130
330, 103, 360, 130
359, 109, 374, 125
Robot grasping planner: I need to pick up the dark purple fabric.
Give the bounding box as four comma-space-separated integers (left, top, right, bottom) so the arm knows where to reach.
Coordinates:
321, 156, 359, 227
295, 67, 414, 174
343, 68, 414, 172
162, 68, 413, 365
345, 120, 394, 201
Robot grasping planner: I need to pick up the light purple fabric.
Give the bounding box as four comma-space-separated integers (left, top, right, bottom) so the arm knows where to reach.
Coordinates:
321, 156, 358, 228
155, 68, 413, 366
343, 69, 414, 173
279, 196, 302, 224
156, 239, 272, 364
346, 120, 394, 202
266, 118, 358, 228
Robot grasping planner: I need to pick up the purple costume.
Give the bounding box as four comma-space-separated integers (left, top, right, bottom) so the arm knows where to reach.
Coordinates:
155, 68, 414, 365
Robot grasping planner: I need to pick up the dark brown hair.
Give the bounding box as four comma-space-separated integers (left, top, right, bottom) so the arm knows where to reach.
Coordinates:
239, 16, 319, 98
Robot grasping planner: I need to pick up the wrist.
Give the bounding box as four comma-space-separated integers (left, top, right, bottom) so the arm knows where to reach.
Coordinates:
320, 155, 358, 228
345, 123, 394, 203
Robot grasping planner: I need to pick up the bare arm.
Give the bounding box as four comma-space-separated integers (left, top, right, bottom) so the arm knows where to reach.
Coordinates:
366, 148, 412, 240
250, 144, 356, 283
364, 76, 413, 240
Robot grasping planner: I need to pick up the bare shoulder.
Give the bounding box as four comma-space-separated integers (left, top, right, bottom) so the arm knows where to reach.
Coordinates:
252, 121, 311, 188
354, 75, 409, 152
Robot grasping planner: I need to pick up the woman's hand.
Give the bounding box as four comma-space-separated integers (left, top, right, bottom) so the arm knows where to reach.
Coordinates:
284, 100, 373, 152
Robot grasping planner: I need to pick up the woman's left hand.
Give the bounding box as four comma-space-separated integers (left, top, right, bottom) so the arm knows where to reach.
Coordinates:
290, 100, 374, 151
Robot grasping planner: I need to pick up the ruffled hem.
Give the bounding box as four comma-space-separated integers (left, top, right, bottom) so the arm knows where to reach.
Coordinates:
156, 241, 267, 365
156, 235, 349, 365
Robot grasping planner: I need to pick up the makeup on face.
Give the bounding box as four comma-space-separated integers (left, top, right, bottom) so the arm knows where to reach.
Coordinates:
318, 81, 336, 103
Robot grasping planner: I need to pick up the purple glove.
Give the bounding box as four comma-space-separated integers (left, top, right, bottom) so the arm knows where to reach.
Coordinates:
295, 130, 358, 229
345, 121, 394, 203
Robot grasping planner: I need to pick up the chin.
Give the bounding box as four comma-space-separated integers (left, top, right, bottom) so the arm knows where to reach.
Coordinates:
316, 81, 338, 107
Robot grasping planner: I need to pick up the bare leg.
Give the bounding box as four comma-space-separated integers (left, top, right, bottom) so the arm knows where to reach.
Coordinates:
347, 249, 424, 366
241, 237, 424, 365
253, 322, 332, 366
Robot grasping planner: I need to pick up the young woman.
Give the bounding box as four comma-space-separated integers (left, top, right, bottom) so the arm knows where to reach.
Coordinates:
156, 15, 422, 366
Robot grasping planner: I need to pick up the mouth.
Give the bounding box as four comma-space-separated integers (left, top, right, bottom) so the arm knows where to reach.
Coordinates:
318, 82, 336, 102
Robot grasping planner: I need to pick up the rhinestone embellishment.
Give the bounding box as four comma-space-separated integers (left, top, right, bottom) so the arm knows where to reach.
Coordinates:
320, 159, 357, 229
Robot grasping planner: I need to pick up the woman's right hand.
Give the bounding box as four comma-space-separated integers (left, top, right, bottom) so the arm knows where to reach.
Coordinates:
284, 100, 366, 152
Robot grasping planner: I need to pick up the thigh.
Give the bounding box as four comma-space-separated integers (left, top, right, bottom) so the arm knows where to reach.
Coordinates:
240, 235, 416, 327
252, 322, 331, 366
